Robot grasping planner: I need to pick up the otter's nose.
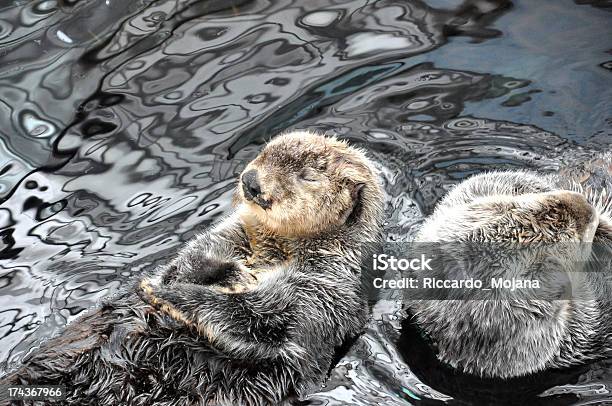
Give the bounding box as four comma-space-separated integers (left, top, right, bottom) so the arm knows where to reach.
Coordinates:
242, 169, 262, 201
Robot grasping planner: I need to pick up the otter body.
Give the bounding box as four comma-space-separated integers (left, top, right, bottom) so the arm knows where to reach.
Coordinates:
2, 131, 384, 405
407, 169, 612, 379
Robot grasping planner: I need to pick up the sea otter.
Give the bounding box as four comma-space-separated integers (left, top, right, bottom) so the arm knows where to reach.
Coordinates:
406, 169, 612, 379
1, 131, 384, 405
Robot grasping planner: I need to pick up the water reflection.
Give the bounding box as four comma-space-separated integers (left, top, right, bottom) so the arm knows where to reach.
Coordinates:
0, 0, 610, 404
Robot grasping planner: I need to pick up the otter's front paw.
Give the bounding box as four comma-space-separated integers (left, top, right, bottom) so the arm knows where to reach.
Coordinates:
160, 252, 249, 289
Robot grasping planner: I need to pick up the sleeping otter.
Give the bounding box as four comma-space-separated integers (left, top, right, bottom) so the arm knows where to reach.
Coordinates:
406, 169, 612, 379
1, 131, 384, 405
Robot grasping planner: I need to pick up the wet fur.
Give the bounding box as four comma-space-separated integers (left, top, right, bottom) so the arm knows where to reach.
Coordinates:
408, 168, 612, 378
1, 131, 384, 405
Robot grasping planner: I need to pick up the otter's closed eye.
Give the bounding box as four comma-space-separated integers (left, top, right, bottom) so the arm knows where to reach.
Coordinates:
299, 168, 319, 182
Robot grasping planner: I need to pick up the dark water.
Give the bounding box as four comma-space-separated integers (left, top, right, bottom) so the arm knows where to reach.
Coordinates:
0, 0, 611, 404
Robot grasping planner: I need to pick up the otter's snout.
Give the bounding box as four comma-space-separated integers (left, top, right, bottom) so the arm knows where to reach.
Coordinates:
241, 169, 271, 209
242, 169, 262, 199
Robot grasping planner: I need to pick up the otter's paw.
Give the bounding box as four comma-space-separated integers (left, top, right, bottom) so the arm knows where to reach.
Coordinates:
137, 264, 257, 341
136, 275, 216, 339
158, 247, 247, 285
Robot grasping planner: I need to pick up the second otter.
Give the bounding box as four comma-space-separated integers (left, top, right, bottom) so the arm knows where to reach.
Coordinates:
407, 170, 612, 379
2, 131, 384, 405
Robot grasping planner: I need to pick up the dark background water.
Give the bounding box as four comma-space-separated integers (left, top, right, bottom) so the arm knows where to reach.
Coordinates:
0, 0, 611, 404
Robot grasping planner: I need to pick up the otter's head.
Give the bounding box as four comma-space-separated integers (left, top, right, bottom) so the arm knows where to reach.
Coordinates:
235, 131, 382, 237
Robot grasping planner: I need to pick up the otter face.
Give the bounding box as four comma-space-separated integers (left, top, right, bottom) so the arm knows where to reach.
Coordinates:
236, 131, 377, 237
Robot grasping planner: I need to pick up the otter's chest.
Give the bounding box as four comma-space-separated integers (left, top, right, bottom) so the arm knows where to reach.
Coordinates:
214, 226, 295, 294
241, 225, 293, 268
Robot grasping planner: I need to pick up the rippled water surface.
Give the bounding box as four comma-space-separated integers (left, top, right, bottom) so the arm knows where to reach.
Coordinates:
1, 0, 611, 404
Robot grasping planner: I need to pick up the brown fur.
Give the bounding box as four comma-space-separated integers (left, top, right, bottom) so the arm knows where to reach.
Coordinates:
235, 131, 378, 238
195, 130, 383, 296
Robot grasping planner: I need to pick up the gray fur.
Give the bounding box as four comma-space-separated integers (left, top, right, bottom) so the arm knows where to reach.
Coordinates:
407, 168, 612, 379
1, 132, 384, 405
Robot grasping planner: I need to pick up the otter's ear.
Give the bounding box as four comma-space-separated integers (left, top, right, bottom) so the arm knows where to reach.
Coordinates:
351, 182, 365, 200
340, 182, 365, 225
